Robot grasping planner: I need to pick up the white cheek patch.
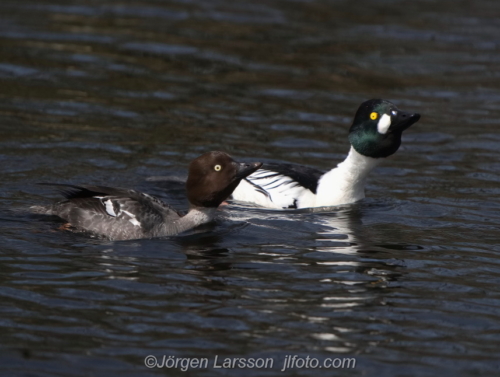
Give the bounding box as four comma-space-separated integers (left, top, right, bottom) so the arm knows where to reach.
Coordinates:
377, 114, 392, 134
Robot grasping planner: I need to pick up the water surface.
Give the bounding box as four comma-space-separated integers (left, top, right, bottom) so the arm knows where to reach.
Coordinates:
1, 0, 500, 376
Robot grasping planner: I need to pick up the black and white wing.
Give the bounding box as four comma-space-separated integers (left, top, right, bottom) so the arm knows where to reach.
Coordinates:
231, 163, 324, 209
42, 184, 181, 240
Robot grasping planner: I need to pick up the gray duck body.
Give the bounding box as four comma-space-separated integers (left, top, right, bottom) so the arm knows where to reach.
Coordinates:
36, 151, 262, 240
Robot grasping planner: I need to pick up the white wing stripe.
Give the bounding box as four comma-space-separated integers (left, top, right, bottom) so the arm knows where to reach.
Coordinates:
104, 200, 117, 217
248, 174, 298, 192
121, 210, 142, 228
250, 170, 281, 178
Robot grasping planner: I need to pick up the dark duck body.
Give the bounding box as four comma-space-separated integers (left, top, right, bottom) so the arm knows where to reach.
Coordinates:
36, 151, 262, 240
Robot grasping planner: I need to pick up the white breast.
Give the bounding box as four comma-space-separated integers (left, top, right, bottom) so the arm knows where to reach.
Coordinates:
314, 147, 380, 207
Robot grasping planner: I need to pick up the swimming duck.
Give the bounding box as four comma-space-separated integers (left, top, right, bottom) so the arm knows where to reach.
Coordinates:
231, 99, 420, 209
36, 151, 262, 240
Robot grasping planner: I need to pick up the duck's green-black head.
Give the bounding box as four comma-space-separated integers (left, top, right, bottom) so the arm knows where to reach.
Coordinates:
348, 99, 420, 158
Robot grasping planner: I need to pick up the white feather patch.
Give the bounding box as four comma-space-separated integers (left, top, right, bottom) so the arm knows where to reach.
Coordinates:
248, 171, 295, 192
129, 218, 141, 226
121, 210, 141, 227
104, 200, 117, 217
377, 114, 392, 134
231, 169, 317, 209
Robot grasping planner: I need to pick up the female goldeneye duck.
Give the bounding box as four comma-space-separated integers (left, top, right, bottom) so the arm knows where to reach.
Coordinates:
231, 99, 421, 209
35, 151, 262, 240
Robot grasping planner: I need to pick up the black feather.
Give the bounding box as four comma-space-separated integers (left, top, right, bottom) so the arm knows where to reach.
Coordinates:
37, 183, 108, 200
243, 178, 271, 199
255, 163, 324, 194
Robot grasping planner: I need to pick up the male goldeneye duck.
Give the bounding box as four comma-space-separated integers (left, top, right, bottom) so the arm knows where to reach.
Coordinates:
34, 151, 262, 240
231, 99, 420, 209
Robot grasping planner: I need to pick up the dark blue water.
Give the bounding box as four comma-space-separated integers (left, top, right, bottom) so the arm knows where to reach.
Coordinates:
1, 0, 500, 376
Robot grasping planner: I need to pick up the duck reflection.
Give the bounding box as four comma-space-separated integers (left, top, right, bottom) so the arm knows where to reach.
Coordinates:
308, 204, 406, 284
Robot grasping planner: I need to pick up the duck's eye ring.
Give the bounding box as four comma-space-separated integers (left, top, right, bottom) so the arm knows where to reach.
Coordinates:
370, 112, 378, 120
214, 164, 222, 171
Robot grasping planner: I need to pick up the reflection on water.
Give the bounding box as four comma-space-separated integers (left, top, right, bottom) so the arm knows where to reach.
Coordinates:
1, 0, 500, 376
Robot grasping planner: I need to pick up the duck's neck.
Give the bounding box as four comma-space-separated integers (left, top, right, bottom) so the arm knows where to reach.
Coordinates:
159, 207, 217, 236
315, 146, 382, 207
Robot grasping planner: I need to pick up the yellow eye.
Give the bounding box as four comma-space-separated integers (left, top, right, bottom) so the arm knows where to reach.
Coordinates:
370, 112, 378, 120
214, 164, 222, 171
